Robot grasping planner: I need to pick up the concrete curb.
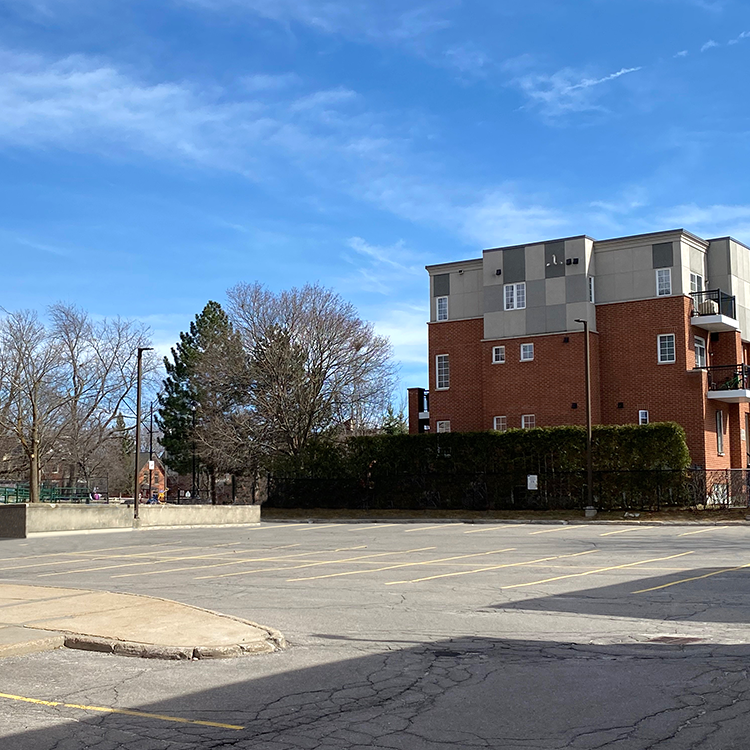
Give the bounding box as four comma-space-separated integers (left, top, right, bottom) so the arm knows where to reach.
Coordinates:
265, 517, 750, 527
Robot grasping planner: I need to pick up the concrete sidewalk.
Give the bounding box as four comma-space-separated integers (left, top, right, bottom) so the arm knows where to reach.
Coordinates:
0, 584, 285, 660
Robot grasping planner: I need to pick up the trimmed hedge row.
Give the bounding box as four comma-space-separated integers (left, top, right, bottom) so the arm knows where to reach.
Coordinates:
267, 423, 692, 510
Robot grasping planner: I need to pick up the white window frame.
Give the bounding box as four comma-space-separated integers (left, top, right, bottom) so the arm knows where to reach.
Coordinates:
588, 276, 595, 303
492, 346, 505, 364
436, 296, 448, 322
658, 334, 676, 364
716, 410, 724, 455
436, 354, 450, 390
639, 410, 649, 425
436, 420, 451, 433
522, 414, 536, 429
690, 273, 703, 294
694, 336, 706, 369
504, 282, 526, 311
520, 343, 534, 362
656, 268, 672, 296
493, 416, 507, 432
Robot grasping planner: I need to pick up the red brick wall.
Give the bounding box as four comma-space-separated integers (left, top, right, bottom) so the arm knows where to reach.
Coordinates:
428, 318, 484, 432
422, 296, 746, 468
597, 296, 716, 467
481, 331, 601, 431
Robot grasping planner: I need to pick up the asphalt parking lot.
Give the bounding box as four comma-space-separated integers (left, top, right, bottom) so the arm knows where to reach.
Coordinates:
1, 520, 750, 749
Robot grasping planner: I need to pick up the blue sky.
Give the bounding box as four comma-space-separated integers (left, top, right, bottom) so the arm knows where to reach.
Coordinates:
3, 0, 750, 399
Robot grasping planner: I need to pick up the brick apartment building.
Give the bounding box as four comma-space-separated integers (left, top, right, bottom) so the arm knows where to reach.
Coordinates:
407, 229, 750, 470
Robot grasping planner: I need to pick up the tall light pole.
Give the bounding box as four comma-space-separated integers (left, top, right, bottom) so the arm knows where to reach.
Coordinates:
574, 318, 593, 509
191, 402, 197, 501
133, 346, 153, 520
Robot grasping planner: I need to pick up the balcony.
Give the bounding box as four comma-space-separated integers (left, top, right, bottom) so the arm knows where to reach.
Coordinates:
690, 290, 739, 332
705, 364, 750, 403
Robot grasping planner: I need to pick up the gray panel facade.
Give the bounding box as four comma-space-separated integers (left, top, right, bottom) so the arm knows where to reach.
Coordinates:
433, 274, 450, 297
503, 247, 526, 283
545, 241, 566, 278
652, 242, 673, 269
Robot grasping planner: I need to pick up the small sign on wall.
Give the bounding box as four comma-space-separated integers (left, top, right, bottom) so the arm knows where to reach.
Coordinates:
527, 474, 538, 491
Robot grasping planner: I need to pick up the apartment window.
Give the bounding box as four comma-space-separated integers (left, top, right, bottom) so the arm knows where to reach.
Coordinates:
522, 414, 536, 429
656, 268, 672, 296
493, 416, 507, 432
436, 296, 448, 321
492, 346, 505, 364
690, 273, 704, 294
658, 334, 676, 364
695, 336, 707, 368
639, 410, 649, 425
588, 276, 595, 303
436, 354, 450, 389
436, 420, 451, 433
717, 410, 724, 455
504, 282, 526, 310
520, 343, 534, 361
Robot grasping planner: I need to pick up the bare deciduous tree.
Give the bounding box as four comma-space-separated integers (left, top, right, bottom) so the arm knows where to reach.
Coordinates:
227, 282, 396, 458
0, 305, 154, 501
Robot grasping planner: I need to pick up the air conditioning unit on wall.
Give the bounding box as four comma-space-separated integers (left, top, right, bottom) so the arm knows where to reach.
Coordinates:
697, 299, 719, 315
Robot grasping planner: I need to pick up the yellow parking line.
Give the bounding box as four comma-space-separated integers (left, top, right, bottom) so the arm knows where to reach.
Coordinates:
464, 525, 520, 534
37, 550, 239, 577
288, 547, 517, 582
529, 526, 577, 535
678, 526, 729, 537
294, 524, 341, 531
195, 547, 437, 580
632, 562, 750, 593
349, 523, 399, 531
600, 527, 657, 537
0, 691, 243, 730
385, 550, 598, 585
500, 551, 695, 589
0, 545, 197, 572
0, 542, 179, 564
111, 545, 364, 578
404, 525, 457, 533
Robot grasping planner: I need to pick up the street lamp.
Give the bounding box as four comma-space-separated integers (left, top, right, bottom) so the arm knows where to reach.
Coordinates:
191, 402, 197, 501
133, 346, 153, 521
574, 319, 593, 510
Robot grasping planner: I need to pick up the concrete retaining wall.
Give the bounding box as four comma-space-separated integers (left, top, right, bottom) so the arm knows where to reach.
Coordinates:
0, 503, 260, 538
137, 504, 260, 528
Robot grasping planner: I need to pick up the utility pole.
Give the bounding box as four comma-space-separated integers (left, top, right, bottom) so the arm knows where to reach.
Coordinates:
133, 347, 153, 520
574, 319, 593, 509
147, 401, 154, 502
191, 402, 197, 501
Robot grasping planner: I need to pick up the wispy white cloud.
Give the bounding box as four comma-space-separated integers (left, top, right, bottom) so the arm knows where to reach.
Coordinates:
182, 0, 454, 44
701, 39, 719, 52
0, 48, 392, 179
674, 50, 689, 57
728, 31, 750, 45
504, 58, 643, 119
658, 203, 750, 238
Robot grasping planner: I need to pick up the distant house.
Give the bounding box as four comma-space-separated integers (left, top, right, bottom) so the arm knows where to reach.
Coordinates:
137, 453, 167, 500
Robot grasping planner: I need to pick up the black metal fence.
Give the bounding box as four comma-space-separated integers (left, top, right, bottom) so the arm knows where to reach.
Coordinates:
268, 468, 750, 512
691, 289, 736, 319
705, 364, 750, 392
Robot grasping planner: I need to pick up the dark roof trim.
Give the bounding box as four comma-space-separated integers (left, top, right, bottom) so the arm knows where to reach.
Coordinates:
483, 234, 591, 254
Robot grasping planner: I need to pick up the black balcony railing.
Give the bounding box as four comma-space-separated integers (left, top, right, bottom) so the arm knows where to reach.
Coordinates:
705, 364, 750, 391
691, 289, 737, 319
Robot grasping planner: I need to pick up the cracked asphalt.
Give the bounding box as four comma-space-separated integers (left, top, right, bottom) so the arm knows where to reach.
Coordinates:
1, 520, 749, 749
